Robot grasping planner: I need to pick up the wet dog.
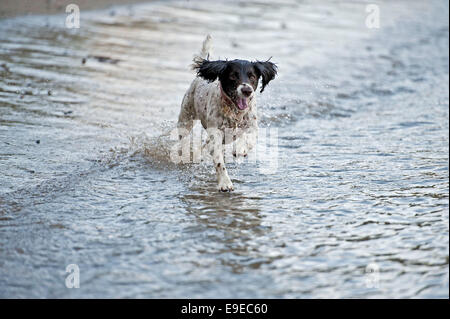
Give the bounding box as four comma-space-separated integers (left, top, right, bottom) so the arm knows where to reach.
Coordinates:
177, 35, 277, 191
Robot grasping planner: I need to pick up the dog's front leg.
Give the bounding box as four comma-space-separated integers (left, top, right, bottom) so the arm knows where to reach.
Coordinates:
206, 128, 234, 192
233, 126, 258, 158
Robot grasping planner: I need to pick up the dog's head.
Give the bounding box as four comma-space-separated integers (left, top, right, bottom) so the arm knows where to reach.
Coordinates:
195, 58, 277, 110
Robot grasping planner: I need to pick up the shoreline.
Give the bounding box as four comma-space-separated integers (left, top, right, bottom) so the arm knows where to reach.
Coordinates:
0, 0, 151, 19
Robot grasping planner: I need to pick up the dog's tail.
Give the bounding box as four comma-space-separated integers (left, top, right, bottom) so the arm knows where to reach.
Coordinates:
191, 34, 212, 70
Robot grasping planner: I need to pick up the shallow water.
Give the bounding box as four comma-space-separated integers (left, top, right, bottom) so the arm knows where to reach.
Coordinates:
0, 0, 448, 298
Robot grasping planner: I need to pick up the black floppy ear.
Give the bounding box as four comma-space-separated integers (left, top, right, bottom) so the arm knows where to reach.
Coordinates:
195, 60, 228, 82
254, 60, 278, 93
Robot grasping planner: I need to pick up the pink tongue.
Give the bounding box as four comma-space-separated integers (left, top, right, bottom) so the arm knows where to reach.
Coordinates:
237, 98, 248, 110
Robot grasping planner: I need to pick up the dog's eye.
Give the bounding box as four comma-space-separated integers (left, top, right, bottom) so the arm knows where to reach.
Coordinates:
248, 73, 256, 80
229, 72, 238, 80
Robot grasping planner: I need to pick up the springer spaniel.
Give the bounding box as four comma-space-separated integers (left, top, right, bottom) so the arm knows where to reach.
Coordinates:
177, 35, 277, 191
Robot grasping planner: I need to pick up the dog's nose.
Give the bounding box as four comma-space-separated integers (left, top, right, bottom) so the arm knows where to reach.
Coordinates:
241, 86, 253, 97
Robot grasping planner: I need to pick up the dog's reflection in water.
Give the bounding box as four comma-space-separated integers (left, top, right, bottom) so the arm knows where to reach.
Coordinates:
180, 186, 275, 273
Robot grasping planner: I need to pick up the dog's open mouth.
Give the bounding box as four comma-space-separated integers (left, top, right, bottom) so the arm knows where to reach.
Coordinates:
236, 97, 248, 110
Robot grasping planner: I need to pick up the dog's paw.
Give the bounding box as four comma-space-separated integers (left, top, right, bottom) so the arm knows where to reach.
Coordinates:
232, 150, 248, 158
232, 145, 248, 158
217, 177, 234, 192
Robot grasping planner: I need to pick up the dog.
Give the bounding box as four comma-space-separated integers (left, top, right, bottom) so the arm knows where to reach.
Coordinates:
177, 35, 277, 191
